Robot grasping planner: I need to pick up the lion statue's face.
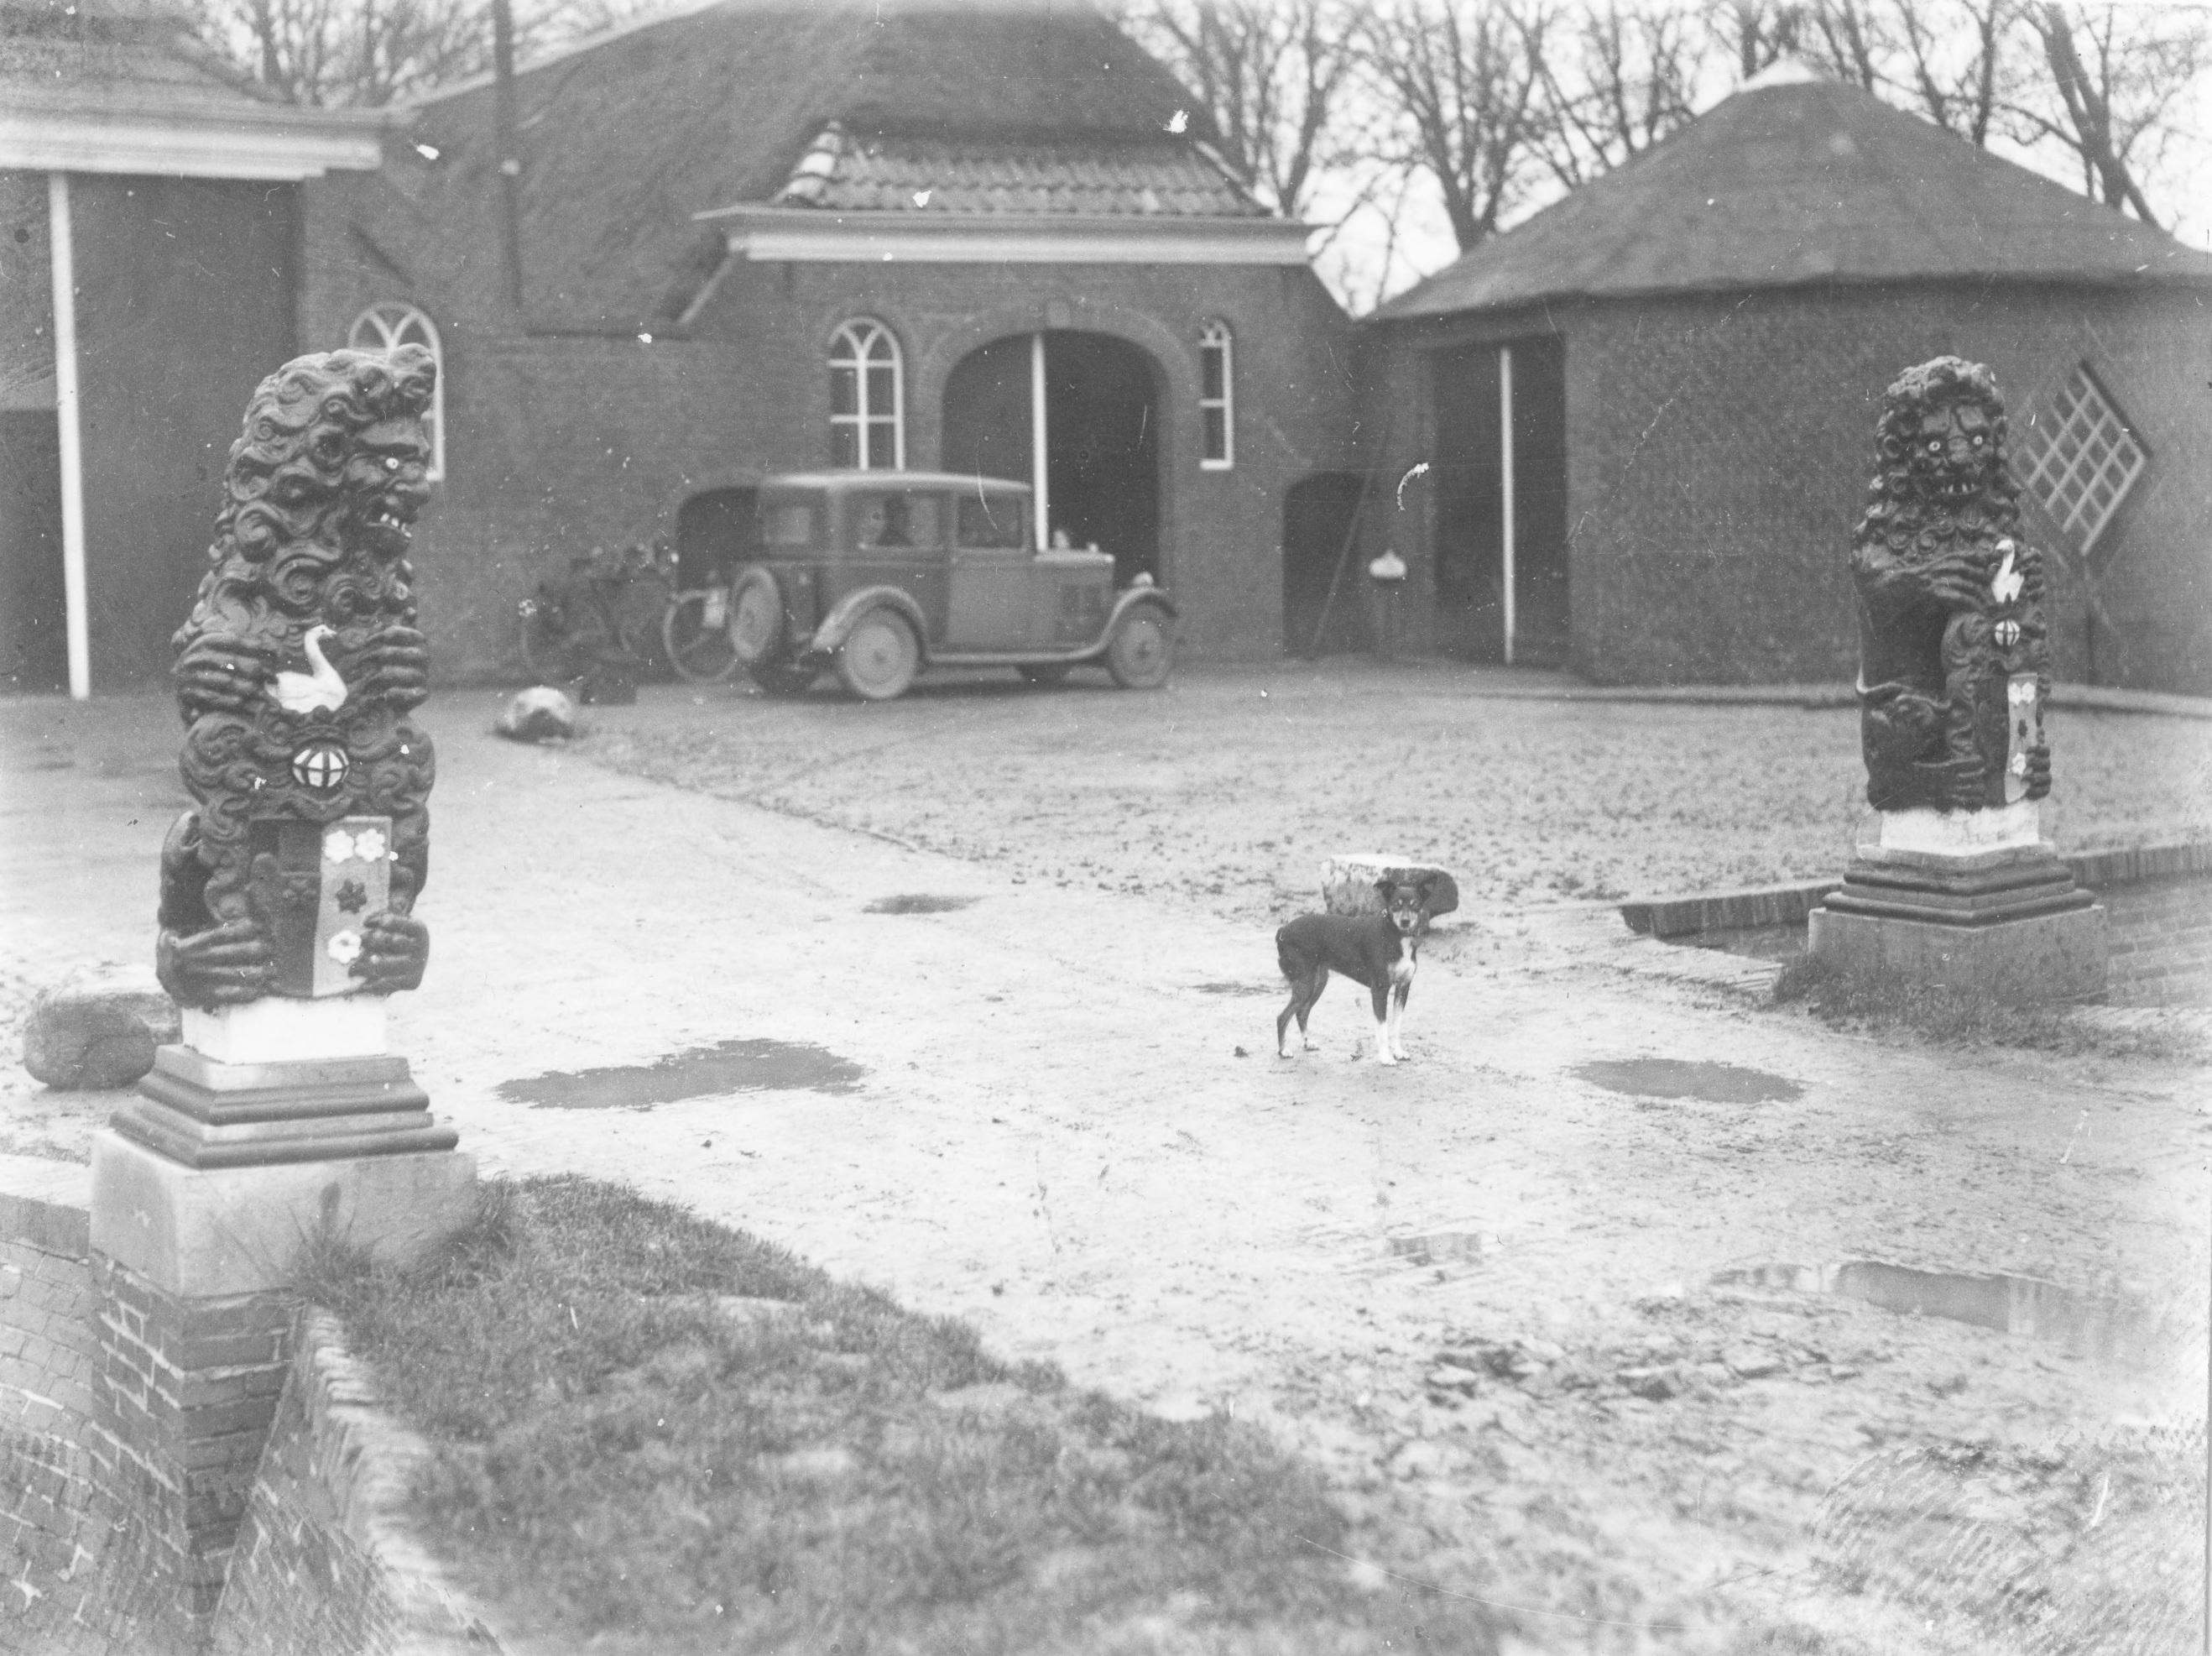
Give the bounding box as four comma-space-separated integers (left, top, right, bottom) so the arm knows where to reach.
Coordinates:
221, 345, 437, 570
1902, 391, 2001, 507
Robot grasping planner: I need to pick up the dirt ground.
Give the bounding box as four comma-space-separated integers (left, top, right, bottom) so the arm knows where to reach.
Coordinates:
3, 666, 2209, 1654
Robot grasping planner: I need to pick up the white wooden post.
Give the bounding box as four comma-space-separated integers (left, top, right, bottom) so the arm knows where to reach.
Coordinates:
1499, 343, 1516, 667
1030, 331, 1050, 550
50, 170, 89, 700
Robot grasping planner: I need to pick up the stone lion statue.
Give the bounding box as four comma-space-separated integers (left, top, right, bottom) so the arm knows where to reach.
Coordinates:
158, 346, 439, 1010
1849, 356, 2052, 814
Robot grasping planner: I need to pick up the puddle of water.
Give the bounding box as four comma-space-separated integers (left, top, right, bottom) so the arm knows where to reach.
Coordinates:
1387, 1231, 1488, 1267
1574, 1058, 1802, 1104
1714, 1261, 2183, 1367
500, 1038, 863, 1109
864, 895, 980, 915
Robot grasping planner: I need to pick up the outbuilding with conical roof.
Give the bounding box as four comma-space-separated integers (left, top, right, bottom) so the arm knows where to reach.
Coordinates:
1350, 64, 2212, 693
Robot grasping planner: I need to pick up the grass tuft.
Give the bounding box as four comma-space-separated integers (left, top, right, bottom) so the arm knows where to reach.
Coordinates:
310, 1175, 1505, 1655
1771, 955, 2207, 1063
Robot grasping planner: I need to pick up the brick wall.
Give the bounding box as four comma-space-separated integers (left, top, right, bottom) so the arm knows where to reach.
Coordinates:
0, 1158, 159, 1655
1365, 281, 2212, 693
2101, 877, 2212, 1006
87, 1258, 296, 1638
298, 161, 1360, 682
2, 1157, 498, 1653
208, 1311, 501, 1656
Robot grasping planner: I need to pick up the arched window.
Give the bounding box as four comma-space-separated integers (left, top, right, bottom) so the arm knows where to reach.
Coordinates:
829, 320, 904, 470
1199, 320, 1233, 470
347, 302, 446, 482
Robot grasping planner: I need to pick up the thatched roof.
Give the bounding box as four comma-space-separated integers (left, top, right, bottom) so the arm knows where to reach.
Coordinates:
401, 0, 1225, 325
1378, 68, 2212, 322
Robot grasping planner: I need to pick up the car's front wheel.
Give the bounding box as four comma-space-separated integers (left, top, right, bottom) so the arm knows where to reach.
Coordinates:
1104, 605, 1174, 690
837, 608, 920, 701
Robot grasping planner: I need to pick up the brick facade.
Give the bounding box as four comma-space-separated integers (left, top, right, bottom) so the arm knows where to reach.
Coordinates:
299, 158, 1360, 683
86, 1257, 295, 1643
1364, 281, 2212, 693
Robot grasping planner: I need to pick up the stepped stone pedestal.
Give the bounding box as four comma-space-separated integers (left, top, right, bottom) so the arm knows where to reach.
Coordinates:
1807, 802, 2105, 1004
87, 999, 474, 1644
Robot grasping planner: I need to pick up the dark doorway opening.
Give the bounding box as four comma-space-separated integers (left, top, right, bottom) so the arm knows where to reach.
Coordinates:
674, 486, 759, 587
1, 410, 67, 693
941, 331, 1161, 585
1282, 472, 1371, 656
1431, 336, 1568, 665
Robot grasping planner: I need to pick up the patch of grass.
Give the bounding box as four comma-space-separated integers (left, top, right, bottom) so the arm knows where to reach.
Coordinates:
1771, 955, 2208, 1063
310, 1176, 1506, 1655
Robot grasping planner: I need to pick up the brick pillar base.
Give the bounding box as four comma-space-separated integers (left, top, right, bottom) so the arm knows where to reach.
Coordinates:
87, 1253, 295, 1647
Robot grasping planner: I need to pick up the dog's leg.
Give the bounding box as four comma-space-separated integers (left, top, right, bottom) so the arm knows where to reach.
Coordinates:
1390, 983, 1411, 1061
1279, 966, 1325, 1058
1369, 980, 1396, 1065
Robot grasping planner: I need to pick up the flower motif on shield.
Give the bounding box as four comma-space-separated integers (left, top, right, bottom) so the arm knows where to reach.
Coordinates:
352, 827, 389, 863
323, 828, 356, 864
334, 879, 369, 914
326, 931, 363, 964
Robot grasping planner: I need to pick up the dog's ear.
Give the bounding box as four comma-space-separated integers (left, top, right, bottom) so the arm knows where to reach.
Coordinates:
1372, 875, 1395, 896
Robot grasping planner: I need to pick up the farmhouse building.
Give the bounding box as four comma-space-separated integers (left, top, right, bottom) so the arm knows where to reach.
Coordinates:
0, 0, 384, 692
1359, 63, 2212, 694
297, 0, 1360, 680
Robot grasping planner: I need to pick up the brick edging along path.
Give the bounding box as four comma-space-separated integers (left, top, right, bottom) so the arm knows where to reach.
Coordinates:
1620, 840, 2212, 939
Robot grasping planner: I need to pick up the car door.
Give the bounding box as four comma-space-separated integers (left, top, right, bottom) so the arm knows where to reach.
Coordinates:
947, 492, 1032, 650
844, 488, 948, 643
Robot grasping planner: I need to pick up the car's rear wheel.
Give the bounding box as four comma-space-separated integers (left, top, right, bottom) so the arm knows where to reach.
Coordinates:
1104, 605, 1174, 689
662, 589, 740, 683
749, 660, 817, 697
1018, 663, 1072, 685
728, 568, 785, 668
837, 608, 919, 701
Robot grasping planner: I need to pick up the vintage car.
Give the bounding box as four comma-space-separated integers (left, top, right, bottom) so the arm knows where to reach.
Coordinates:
701, 473, 1176, 701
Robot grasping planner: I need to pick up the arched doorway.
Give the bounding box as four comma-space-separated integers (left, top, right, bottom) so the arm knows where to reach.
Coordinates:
942, 331, 1161, 585
1281, 473, 1371, 656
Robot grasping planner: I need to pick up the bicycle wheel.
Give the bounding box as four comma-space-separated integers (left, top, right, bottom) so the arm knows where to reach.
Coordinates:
661, 589, 741, 683
615, 575, 676, 678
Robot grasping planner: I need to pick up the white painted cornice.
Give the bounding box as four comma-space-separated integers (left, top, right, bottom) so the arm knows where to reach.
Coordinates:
693, 205, 1315, 268
0, 95, 389, 179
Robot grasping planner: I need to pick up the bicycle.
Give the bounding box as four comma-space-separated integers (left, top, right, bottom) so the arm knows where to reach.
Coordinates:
517, 541, 677, 689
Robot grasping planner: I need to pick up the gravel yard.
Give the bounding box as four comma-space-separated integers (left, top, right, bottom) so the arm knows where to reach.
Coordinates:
577, 661, 2212, 923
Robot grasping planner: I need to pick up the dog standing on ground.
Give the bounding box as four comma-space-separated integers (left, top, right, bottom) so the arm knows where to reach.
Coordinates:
1276, 872, 1445, 1065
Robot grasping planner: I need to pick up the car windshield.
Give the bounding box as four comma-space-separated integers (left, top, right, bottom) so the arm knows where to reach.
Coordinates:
957, 494, 1028, 549
761, 501, 818, 546
853, 492, 942, 550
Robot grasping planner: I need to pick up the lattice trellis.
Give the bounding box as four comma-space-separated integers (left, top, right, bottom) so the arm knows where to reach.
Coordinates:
2012, 364, 2147, 556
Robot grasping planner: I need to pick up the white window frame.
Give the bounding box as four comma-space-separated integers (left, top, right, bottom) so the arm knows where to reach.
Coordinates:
829, 318, 905, 471
2013, 363, 2147, 556
347, 302, 446, 482
1199, 320, 1234, 470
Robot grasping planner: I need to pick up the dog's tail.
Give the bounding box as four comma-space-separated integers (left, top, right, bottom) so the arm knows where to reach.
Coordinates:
1274, 922, 1303, 982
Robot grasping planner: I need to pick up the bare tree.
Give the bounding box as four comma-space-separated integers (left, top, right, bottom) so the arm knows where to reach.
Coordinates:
1711, 0, 1804, 79
1361, 0, 1557, 253
1530, 0, 1702, 185
1122, 0, 1365, 219
2014, 2, 2205, 223
1889, 0, 2013, 143
196, 0, 665, 106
